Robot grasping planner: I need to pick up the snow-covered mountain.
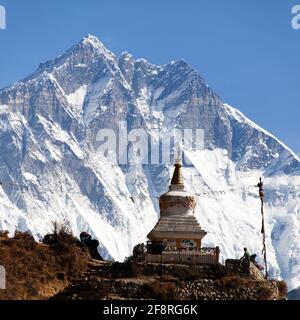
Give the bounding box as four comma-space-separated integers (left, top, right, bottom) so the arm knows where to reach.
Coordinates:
0, 35, 299, 290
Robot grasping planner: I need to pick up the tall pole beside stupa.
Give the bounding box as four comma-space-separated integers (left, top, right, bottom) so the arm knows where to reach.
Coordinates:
257, 177, 269, 279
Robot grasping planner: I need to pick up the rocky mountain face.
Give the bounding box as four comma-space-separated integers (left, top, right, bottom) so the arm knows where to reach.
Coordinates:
288, 286, 300, 300
0, 35, 299, 291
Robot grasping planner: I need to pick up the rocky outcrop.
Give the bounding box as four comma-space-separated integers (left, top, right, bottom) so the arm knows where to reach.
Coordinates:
52, 261, 287, 300
225, 259, 265, 280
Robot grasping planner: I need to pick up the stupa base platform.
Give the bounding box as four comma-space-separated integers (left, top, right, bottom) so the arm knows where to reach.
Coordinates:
145, 247, 220, 265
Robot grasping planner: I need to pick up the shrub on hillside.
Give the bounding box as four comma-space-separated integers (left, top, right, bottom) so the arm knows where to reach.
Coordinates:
43, 222, 77, 246
0, 230, 9, 240
257, 286, 274, 300
277, 280, 288, 299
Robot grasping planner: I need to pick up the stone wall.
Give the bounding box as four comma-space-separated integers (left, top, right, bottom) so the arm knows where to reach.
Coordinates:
145, 247, 219, 265
140, 259, 265, 281
146, 252, 217, 265
176, 279, 283, 300
225, 259, 265, 280
141, 262, 225, 279
54, 260, 286, 300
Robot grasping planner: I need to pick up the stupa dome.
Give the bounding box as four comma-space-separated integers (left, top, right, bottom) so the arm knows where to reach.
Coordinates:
159, 159, 196, 217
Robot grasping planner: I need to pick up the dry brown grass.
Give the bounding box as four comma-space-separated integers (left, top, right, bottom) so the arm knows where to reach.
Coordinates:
277, 280, 288, 299
257, 286, 274, 300
0, 225, 90, 300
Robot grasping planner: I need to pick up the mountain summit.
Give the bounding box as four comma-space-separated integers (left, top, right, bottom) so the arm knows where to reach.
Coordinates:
0, 35, 299, 290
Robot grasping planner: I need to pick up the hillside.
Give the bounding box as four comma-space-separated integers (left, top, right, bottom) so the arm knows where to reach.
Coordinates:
0, 231, 287, 300
0, 228, 91, 299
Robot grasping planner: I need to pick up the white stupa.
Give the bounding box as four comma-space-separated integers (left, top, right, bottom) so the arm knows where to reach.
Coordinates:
147, 158, 207, 249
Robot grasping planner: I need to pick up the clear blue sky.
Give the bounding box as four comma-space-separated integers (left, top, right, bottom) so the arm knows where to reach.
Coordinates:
0, 0, 299, 154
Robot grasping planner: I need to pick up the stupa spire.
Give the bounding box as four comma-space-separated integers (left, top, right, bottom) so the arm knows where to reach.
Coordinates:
170, 148, 184, 188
